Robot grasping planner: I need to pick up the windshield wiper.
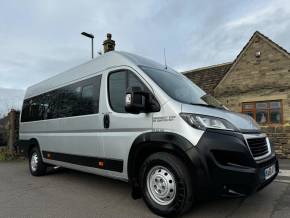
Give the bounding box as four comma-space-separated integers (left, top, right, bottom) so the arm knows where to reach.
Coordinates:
189, 103, 224, 109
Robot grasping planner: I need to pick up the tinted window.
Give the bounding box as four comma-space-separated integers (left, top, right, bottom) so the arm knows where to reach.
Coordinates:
109, 71, 127, 113
108, 70, 147, 113
58, 85, 81, 118
46, 90, 59, 119
21, 74, 102, 122
80, 85, 95, 115
30, 97, 41, 121
20, 100, 30, 122
128, 72, 144, 87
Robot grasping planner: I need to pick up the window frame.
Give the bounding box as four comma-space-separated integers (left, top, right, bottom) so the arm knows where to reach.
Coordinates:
242, 100, 283, 125
107, 69, 151, 114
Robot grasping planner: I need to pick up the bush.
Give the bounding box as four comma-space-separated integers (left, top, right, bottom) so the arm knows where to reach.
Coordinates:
0, 147, 20, 161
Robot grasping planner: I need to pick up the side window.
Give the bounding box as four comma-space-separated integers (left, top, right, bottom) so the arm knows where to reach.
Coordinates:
71, 86, 82, 116
108, 70, 148, 113
47, 90, 59, 119
108, 70, 127, 113
82, 85, 94, 98
58, 85, 81, 118
78, 74, 101, 115
38, 95, 49, 120
30, 97, 40, 121
54, 75, 101, 118
80, 85, 94, 115
128, 72, 145, 88
21, 75, 102, 122
21, 100, 30, 122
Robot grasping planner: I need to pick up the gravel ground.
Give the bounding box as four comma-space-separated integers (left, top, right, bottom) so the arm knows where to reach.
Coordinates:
0, 160, 289, 218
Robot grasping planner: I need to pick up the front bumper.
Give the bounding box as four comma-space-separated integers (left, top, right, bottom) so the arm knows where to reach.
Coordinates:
186, 129, 279, 198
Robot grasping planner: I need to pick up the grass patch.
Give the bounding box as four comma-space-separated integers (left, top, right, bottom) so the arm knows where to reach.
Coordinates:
0, 147, 21, 161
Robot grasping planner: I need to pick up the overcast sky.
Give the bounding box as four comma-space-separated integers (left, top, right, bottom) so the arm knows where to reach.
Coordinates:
0, 0, 290, 115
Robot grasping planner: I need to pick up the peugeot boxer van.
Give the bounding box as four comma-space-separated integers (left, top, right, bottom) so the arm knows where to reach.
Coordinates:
19, 51, 279, 217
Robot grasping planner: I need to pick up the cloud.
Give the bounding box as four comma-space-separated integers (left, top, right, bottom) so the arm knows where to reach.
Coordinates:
225, 0, 290, 30
175, 0, 290, 71
0, 0, 290, 115
0, 88, 24, 117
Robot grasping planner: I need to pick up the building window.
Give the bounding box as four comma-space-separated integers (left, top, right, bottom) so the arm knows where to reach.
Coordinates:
242, 100, 282, 124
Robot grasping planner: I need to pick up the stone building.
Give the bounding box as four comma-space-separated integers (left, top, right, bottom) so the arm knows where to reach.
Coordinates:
183, 31, 290, 158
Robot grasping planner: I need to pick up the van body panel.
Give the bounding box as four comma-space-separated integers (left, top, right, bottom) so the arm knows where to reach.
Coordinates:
54, 114, 103, 156
152, 100, 204, 147
99, 68, 154, 180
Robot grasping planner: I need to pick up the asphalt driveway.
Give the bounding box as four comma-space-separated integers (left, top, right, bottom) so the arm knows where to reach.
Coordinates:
0, 160, 290, 218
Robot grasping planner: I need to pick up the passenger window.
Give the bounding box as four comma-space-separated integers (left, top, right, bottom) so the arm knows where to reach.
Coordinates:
108, 70, 148, 113
47, 90, 59, 119
82, 85, 94, 98
21, 75, 102, 122
20, 100, 31, 122
58, 86, 80, 118
80, 85, 95, 115
38, 95, 49, 120
30, 98, 40, 121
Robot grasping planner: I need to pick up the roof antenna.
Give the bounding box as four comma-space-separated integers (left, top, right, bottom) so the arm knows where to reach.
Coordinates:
163, 48, 167, 69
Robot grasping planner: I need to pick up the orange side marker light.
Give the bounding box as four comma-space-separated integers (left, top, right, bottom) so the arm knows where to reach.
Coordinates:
98, 161, 104, 168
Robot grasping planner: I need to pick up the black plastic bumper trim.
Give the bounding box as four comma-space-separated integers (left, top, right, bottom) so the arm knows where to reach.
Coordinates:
185, 128, 279, 198
42, 151, 123, 173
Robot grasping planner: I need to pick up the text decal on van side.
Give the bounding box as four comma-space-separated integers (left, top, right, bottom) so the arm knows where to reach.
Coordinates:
153, 116, 176, 123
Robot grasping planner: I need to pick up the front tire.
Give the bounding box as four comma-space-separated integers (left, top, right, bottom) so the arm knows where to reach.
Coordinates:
29, 146, 47, 176
139, 152, 194, 217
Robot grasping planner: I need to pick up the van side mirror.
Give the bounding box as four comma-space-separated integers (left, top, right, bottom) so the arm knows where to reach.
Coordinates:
125, 87, 160, 114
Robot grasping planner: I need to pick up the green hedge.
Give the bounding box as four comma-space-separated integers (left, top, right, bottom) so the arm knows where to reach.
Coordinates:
0, 148, 19, 161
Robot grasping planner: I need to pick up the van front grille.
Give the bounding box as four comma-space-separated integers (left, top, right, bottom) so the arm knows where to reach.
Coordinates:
247, 137, 269, 158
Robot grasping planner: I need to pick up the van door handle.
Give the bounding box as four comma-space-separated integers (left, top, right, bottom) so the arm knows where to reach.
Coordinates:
103, 114, 110, 129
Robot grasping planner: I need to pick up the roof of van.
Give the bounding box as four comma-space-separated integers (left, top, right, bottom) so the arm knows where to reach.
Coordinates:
25, 51, 165, 99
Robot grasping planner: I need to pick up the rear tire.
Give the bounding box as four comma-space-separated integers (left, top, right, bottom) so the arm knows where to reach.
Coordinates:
139, 152, 194, 217
29, 146, 47, 176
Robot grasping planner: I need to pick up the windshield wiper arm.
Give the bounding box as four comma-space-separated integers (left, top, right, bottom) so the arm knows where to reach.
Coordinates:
189, 103, 223, 109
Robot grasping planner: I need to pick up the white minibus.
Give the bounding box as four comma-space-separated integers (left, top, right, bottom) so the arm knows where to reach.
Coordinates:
19, 51, 278, 217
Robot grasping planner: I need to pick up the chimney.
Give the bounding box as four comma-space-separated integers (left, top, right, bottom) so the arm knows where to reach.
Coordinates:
103, 33, 115, 53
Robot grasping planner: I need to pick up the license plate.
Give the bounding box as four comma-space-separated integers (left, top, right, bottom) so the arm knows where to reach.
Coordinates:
264, 164, 276, 180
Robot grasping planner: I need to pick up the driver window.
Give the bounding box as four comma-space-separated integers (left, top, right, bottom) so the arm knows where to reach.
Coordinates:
108, 70, 147, 113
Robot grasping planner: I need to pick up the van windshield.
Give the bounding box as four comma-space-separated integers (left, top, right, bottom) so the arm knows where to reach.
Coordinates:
140, 66, 225, 109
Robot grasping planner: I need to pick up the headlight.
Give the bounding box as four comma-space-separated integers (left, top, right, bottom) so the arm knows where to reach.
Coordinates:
179, 113, 238, 131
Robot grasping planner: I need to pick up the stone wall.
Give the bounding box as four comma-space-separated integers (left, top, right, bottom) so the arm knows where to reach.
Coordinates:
215, 34, 290, 97
262, 126, 290, 159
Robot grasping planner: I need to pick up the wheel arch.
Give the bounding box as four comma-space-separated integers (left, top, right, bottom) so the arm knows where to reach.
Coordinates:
127, 132, 196, 198
20, 138, 40, 158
